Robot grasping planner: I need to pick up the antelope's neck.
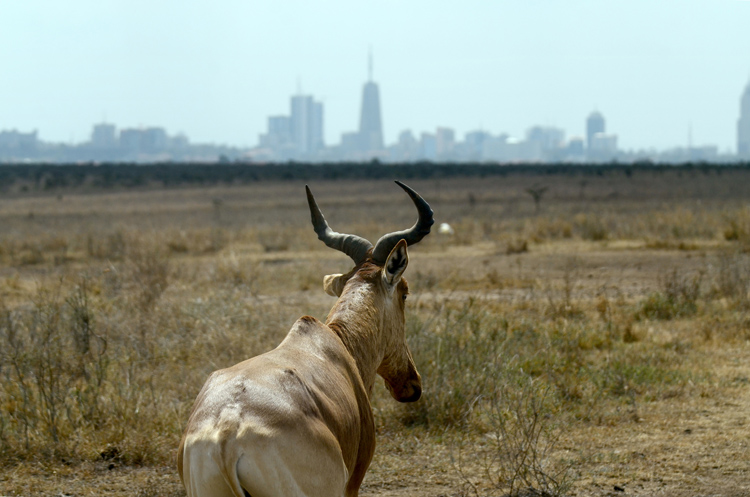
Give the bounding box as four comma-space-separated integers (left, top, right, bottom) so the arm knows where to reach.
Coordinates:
325, 284, 384, 396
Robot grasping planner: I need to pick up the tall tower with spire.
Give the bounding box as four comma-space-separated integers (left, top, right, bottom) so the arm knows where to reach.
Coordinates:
358, 50, 384, 152
738, 79, 750, 159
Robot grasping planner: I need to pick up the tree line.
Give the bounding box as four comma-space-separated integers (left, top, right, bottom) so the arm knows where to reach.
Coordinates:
0, 161, 748, 192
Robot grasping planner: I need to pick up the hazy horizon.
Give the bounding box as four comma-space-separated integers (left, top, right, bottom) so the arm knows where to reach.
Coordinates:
2, 0, 749, 152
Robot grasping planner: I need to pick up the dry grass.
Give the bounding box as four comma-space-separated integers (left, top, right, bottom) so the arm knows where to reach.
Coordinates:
1, 173, 750, 496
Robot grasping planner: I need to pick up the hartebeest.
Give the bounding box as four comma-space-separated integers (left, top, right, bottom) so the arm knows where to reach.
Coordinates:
178, 181, 434, 497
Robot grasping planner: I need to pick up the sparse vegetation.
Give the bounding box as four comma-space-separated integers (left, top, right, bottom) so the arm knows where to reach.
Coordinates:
1, 170, 750, 496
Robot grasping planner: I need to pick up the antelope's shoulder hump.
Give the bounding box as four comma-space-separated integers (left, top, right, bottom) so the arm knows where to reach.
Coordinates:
281, 316, 342, 353
291, 315, 325, 334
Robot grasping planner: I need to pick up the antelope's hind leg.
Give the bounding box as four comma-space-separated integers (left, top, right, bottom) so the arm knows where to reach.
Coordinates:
236, 442, 349, 497
181, 438, 241, 497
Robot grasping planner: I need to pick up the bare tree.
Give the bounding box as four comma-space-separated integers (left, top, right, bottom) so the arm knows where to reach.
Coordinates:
525, 185, 548, 214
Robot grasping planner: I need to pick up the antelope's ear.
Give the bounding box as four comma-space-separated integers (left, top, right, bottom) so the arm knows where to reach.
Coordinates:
323, 273, 347, 297
383, 239, 409, 287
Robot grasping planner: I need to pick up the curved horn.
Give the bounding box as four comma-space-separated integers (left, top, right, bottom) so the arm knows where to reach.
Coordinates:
306, 185, 373, 265
371, 181, 434, 264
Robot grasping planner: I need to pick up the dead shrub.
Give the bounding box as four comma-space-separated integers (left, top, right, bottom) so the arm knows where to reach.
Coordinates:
125, 241, 169, 314
257, 228, 291, 253
17, 242, 45, 266
0, 280, 109, 459
398, 299, 498, 429
544, 258, 584, 319
637, 269, 702, 320
709, 251, 750, 309
506, 239, 529, 255
575, 214, 608, 241
457, 367, 574, 497
87, 231, 126, 261
723, 219, 746, 241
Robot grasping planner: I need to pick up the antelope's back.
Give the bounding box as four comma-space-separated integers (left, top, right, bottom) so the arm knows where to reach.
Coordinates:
178, 316, 368, 497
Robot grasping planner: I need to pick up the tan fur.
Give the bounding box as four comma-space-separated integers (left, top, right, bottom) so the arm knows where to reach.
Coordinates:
178, 240, 420, 497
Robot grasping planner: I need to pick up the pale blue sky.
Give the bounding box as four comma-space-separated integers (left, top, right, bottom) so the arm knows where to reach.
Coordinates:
2, 0, 749, 152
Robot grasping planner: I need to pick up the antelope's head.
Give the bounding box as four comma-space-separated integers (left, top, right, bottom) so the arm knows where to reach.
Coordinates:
306, 181, 433, 403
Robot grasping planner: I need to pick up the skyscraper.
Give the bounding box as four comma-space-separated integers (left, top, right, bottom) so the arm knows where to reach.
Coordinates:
435, 127, 455, 157
586, 111, 605, 150
290, 94, 324, 156
738, 80, 750, 159
358, 51, 384, 152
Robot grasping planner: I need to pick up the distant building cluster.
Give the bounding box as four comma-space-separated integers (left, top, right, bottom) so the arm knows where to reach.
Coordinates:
92, 124, 186, 161
253, 98, 654, 163
250, 55, 629, 163
249, 57, 748, 164
2, 61, 750, 164
0, 129, 38, 159
384, 119, 611, 163
253, 53, 387, 162
258, 95, 325, 160
0, 123, 243, 163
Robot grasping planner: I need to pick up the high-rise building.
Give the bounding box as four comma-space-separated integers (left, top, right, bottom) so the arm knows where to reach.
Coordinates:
435, 127, 455, 157
526, 126, 566, 161
119, 127, 167, 154
566, 137, 585, 157
260, 116, 291, 147
419, 132, 437, 160
465, 130, 490, 158
392, 130, 418, 161
586, 111, 605, 150
589, 133, 618, 156
291, 95, 312, 155
738, 80, 750, 159
0, 129, 38, 159
291, 95, 324, 156
526, 126, 565, 152
358, 52, 384, 152
91, 123, 117, 149
119, 128, 143, 152
142, 127, 167, 152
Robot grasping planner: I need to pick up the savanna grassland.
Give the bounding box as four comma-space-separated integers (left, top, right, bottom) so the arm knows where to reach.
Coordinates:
1, 167, 749, 496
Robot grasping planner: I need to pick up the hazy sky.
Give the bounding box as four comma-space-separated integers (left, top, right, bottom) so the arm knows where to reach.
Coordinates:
2, 0, 749, 152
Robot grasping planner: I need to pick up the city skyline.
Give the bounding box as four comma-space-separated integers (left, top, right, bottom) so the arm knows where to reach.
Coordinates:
247, 69, 734, 163
0, 69, 743, 163
2, 45, 749, 163
2, 1, 750, 153
3, 66, 749, 162
5, 71, 750, 159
